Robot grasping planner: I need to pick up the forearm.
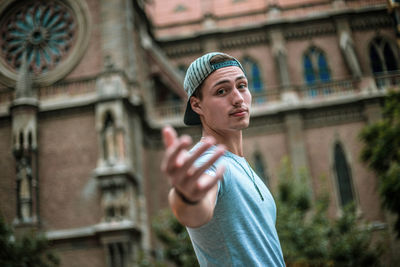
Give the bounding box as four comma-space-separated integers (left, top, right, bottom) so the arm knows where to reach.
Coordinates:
168, 187, 215, 228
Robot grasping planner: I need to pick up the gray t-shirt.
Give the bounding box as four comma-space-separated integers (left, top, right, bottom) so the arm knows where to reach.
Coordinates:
187, 143, 285, 267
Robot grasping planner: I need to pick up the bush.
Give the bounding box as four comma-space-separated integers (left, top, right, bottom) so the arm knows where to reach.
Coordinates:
0, 217, 59, 267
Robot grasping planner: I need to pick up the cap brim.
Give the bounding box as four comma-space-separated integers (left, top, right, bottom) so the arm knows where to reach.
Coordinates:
184, 101, 201, 125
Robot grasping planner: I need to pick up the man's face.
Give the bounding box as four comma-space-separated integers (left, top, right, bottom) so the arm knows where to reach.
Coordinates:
191, 66, 252, 133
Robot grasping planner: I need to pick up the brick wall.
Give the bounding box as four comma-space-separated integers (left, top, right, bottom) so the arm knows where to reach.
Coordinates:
38, 107, 100, 230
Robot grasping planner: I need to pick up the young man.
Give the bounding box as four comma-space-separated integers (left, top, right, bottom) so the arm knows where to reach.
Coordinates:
161, 52, 285, 266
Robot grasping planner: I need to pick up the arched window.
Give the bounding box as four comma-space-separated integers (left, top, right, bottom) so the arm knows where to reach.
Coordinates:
303, 47, 331, 85
242, 57, 263, 93
369, 37, 399, 74
253, 151, 269, 186
334, 142, 355, 207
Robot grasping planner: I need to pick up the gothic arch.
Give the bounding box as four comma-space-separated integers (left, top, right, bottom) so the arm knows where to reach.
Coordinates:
241, 56, 264, 93
330, 138, 358, 211
302, 46, 331, 84
368, 35, 400, 75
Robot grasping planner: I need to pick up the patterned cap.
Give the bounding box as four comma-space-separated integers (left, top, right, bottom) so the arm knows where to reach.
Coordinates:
183, 52, 245, 125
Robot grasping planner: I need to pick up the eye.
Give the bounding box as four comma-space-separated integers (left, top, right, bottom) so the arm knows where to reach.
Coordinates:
237, 83, 247, 90
216, 88, 226, 95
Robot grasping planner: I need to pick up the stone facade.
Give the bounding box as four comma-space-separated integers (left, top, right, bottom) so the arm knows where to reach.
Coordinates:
0, 0, 399, 266
146, 0, 400, 264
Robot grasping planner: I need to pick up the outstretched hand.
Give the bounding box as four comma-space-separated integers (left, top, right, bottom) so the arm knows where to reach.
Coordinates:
161, 126, 226, 204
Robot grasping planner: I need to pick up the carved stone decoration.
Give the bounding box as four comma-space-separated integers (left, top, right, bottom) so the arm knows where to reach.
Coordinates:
103, 114, 118, 165
16, 155, 33, 221
219, 32, 269, 50
164, 42, 202, 58
10, 53, 39, 224
96, 74, 129, 98
340, 32, 362, 78
97, 107, 128, 168
336, 19, 362, 78
270, 30, 291, 87
283, 22, 336, 40
98, 176, 136, 223
0, 0, 91, 86
15, 53, 33, 99
350, 14, 393, 31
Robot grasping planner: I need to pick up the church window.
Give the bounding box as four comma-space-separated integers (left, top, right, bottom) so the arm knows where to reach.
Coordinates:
16, 155, 33, 221
242, 57, 263, 93
0, 0, 77, 74
334, 142, 355, 207
107, 242, 127, 267
369, 37, 399, 74
303, 47, 331, 85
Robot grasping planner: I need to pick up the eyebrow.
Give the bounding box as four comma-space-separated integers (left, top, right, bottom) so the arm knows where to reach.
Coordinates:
212, 75, 247, 88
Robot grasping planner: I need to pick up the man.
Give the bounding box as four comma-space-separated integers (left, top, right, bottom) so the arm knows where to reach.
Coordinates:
161, 52, 285, 266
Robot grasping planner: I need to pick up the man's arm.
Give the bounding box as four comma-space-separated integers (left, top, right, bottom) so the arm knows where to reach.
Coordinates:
161, 126, 225, 228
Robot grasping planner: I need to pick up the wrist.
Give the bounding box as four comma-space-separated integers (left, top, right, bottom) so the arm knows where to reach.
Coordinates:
173, 188, 200, 205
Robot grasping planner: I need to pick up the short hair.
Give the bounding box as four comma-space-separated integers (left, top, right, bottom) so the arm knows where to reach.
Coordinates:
191, 54, 236, 100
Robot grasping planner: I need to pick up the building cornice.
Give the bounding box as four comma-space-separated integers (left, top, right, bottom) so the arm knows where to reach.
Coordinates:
155, 5, 388, 43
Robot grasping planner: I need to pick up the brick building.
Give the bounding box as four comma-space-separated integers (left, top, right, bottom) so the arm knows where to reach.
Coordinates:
0, 0, 399, 266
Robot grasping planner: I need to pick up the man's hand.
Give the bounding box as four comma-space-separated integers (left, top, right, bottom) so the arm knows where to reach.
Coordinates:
161, 126, 226, 204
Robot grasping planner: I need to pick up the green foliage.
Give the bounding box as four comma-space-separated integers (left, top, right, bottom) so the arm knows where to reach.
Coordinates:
360, 91, 400, 237
0, 217, 59, 267
329, 205, 381, 267
152, 209, 198, 267
276, 159, 382, 267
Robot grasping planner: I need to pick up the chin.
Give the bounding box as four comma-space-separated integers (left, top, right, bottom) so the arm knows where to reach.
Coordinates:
232, 120, 250, 130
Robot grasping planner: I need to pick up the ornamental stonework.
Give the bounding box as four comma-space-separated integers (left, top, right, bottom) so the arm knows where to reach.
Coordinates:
0, 1, 76, 74
0, 0, 91, 87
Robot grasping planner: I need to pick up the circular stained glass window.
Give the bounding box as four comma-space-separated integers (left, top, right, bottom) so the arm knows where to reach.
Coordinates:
0, 0, 90, 86
0, 1, 76, 74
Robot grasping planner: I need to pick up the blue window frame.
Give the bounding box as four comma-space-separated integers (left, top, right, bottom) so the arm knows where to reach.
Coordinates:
303, 47, 331, 97
242, 57, 263, 93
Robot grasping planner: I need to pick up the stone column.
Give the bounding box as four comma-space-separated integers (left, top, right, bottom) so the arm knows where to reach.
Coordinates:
284, 112, 310, 180
270, 29, 291, 87
99, 0, 137, 79
10, 54, 39, 225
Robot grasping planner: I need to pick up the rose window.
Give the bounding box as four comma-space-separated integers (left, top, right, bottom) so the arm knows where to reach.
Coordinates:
0, 1, 77, 75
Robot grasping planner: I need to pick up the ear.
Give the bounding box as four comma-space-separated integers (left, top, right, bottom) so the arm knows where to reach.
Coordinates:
190, 96, 203, 116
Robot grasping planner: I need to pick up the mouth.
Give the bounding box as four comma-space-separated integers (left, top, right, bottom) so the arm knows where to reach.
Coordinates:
229, 108, 248, 117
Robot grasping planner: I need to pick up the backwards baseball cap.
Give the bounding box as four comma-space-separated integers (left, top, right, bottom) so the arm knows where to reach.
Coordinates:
183, 52, 245, 125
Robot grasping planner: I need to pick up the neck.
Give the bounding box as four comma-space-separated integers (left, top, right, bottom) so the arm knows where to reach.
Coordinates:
202, 128, 244, 157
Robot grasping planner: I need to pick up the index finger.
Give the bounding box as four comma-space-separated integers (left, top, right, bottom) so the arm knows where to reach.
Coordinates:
162, 125, 177, 148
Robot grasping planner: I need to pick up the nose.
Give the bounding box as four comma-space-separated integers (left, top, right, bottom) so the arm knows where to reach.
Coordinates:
231, 88, 244, 106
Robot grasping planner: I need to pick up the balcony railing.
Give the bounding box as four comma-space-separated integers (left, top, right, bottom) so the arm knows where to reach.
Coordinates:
152, 73, 400, 121
296, 78, 360, 99
39, 76, 97, 99
152, 101, 185, 120
374, 71, 400, 90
